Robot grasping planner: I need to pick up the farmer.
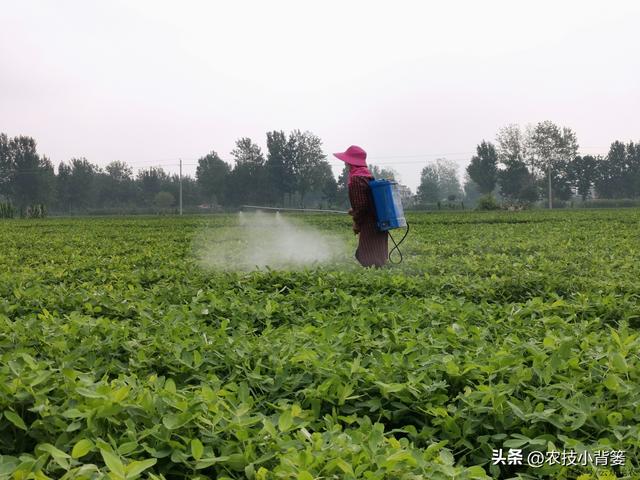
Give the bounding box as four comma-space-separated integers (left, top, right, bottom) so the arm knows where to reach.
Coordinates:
333, 145, 388, 267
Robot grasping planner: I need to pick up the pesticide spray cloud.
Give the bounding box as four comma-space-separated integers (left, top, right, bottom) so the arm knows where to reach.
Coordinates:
194, 211, 348, 271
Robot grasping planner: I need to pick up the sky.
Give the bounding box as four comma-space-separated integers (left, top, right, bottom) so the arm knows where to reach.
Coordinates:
1, 0, 639, 191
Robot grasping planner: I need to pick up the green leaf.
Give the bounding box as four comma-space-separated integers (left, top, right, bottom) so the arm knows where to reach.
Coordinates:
334, 459, 353, 476
465, 465, 489, 478
194, 456, 230, 470
506, 401, 527, 420
610, 352, 628, 373
100, 449, 125, 480
4, 411, 27, 431
0, 455, 20, 475
439, 449, 454, 466
76, 387, 106, 399
125, 458, 157, 478
164, 378, 176, 393
71, 439, 94, 459
117, 441, 138, 456
298, 471, 314, 480
603, 374, 620, 392
444, 359, 460, 376
278, 410, 293, 432
38, 443, 71, 470
162, 412, 192, 430
191, 439, 204, 461
503, 438, 529, 448
38, 443, 70, 460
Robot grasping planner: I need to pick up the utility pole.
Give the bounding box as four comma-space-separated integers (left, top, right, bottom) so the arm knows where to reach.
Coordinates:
179, 158, 183, 216
548, 160, 552, 209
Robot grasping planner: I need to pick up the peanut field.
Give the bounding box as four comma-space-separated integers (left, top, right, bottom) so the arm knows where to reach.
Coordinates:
1, 210, 639, 479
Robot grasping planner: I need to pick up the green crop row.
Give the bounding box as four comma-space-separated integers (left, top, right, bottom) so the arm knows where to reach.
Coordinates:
1, 210, 639, 479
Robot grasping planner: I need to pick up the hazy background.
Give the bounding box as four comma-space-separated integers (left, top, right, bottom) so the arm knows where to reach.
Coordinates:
1, 0, 639, 190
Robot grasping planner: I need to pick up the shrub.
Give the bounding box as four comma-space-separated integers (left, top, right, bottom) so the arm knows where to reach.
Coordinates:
19, 204, 46, 218
0, 202, 15, 218
476, 194, 499, 210
154, 191, 175, 210
578, 198, 640, 208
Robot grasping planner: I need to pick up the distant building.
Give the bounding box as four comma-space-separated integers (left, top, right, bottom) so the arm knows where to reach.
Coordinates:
397, 184, 415, 208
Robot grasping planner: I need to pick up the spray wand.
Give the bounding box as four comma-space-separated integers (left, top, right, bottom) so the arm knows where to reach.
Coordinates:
240, 204, 409, 264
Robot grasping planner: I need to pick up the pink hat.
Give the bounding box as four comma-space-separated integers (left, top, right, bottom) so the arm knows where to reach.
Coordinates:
333, 145, 367, 167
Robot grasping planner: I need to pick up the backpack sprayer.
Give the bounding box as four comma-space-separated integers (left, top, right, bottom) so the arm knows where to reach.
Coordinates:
368, 178, 410, 264
242, 177, 409, 264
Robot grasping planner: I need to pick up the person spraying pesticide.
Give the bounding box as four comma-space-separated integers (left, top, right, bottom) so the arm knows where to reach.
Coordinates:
244, 145, 408, 267
334, 145, 408, 267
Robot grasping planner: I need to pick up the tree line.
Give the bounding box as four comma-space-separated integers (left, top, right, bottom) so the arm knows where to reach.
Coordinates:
462, 121, 640, 206
2, 122, 639, 215
0, 130, 355, 214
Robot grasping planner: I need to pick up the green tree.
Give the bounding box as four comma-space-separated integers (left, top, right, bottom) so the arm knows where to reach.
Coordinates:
496, 124, 538, 203
0, 134, 11, 200
568, 155, 598, 201
416, 159, 463, 204
288, 130, 327, 207
265, 130, 295, 205
154, 191, 175, 209
525, 121, 578, 207
417, 164, 440, 203
1, 135, 55, 209
315, 161, 339, 207
336, 164, 350, 207
462, 173, 483, 206
196, 151, 231, 205
497, 161, 538, 203
628, 142, 640, 197
594, 141, 640, 199
105, 160, 133, 181
137, 167, 168, 206
466, 141, 498, 194
102, 161, 135, 207
227, 138, 267, 206
56, 162, 72, 212
369, 165, 398, 180
68, 158, 98, 210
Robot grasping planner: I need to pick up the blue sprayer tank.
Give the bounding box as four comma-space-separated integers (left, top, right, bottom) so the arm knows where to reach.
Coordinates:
368, 179, 407, 231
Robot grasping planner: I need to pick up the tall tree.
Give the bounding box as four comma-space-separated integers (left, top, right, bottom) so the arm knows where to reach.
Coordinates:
105, 160, 133, 181
417, 164, 440, 203
231, 137, 265, 167
265, 130, 294, 205
336, 163, 350, 207
525, 121, 578, 207
462, 173, 483, 205
0, 134, 11, 200
196, 151, 231, 205
137, 166, 168, 206
435, 159, 463, 199
466, 141, 498, 194
227, 138, 267, 206
368, 165, 398, 180
568, 155, 598, 201
627, 142, 640, 198
101, 161, 135, 207
497, 161, 538, 203
3, 135, 55, 209
56, 162, 72, 212
495, 124, 538, 203
315, 161, 339, 207
68, 158, 98, 209
496, 124, 527, 165
594, 141, 640, 199
288, 130, 327, 207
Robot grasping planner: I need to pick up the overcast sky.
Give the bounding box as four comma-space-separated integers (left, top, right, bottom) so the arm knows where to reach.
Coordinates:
1, 0, 639, 191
